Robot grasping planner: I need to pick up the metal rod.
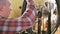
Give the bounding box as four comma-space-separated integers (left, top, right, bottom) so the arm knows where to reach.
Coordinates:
22, 0, 27, 14
55, 0, 60, 26
38, 5, 42, 34
47, 3, 51, 34
47, 12, 51, 34
38, 11, 41, 34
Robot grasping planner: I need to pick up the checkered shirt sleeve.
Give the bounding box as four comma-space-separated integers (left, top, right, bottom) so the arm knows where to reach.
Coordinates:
0, 0, 37, 34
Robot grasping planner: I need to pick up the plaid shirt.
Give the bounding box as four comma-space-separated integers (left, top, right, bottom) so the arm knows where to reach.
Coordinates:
0, 0, 37, 34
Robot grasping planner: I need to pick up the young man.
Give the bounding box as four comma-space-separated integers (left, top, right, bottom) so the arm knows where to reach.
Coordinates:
0, 0, 38, 34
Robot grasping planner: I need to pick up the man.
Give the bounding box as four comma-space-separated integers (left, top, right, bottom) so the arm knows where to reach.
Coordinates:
0, 0, 38, 34
0, 0, 11, 18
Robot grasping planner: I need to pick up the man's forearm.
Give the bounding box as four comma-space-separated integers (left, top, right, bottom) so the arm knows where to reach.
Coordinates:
0, 0, 37, 34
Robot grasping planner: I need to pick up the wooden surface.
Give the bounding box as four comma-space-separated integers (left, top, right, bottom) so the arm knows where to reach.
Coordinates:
55, 27, 60, 34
